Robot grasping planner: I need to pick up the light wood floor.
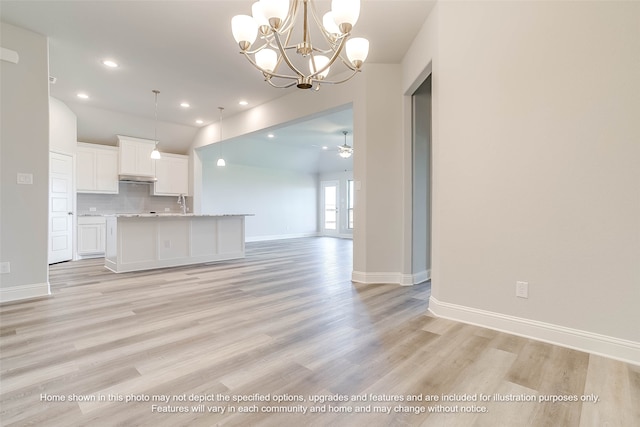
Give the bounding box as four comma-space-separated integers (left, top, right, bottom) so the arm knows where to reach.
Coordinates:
1, 237, 638, 426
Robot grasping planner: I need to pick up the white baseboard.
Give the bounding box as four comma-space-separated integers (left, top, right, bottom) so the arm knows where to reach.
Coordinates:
352, 269, 431, 286
428, 296, 640, 366
0, 282, 50, 304
412, 269, 431, 285
245, 232, 319, 242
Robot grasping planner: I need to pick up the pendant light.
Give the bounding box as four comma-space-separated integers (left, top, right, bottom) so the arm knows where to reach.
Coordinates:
217, 107, 226, 167
150, 89, 161, 159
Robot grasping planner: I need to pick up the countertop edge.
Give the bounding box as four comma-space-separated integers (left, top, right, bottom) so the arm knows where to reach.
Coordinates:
105, 213, 254, 218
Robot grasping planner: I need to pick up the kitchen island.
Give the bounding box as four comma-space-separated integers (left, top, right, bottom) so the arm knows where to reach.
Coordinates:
105, 214, 251, 273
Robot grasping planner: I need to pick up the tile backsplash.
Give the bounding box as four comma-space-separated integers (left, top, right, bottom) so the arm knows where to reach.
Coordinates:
77, 183, 191, 215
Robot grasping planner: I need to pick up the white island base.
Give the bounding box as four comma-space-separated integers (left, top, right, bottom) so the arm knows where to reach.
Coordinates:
105, 214, 250, 273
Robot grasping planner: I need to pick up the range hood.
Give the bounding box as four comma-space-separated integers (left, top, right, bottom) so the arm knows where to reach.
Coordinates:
119, 174, 157, 183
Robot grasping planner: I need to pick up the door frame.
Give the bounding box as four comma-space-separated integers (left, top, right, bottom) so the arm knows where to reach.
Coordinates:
320, 180, 340, 236
49, 150, 76, 264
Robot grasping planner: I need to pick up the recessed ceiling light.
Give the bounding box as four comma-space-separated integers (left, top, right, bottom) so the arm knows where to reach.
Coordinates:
180, 102, 190, 108
77, 93, 89, 99
267, 134, 275, 138
239, 100, 248, 106
322, 146, 328, 150
102, 60, 118, 68
195, 119, 204, 124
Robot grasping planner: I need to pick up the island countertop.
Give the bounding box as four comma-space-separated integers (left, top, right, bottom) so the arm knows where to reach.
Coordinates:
105, 214, 250, 273
105, 213, 253, 218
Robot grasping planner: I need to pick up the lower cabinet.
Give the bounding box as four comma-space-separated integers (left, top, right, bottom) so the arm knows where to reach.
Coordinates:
77, 216, 106, 258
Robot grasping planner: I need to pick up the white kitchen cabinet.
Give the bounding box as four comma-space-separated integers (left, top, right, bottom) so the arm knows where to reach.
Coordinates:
117, 135, 156, 177
77, 216, 106, 258
76, 143, 119, 194
153, 153, 189, 196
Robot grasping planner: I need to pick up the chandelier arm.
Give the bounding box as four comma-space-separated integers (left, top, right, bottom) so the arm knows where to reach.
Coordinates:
272, 31, 306, 78
241, 51, 302, 81
311, 68, 362, 86
243, 40, 274, 55
308, 0, 349, 46
273, 25, 296, 75
308, 36, 348, 80
276, 0, 300, 36
264, 77, 299, 89
333, 53, 358, 72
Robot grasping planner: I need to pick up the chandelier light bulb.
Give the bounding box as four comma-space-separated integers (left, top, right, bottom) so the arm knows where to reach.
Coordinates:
346, 37, 369, 68
256, 49, 278, 73
322, 12, 340, 36
251, 2, 269, 28
232, 15, 258, 50
331, 0, 360, 33
261, 0, 289, 29
309, 55, 331, 79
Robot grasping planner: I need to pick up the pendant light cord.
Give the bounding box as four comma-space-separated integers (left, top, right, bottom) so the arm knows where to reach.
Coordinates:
218, 107, 224, 141
153, 90, 160, 147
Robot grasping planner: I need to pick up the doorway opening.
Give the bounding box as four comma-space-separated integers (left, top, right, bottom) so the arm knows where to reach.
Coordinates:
411, 74, 432, 283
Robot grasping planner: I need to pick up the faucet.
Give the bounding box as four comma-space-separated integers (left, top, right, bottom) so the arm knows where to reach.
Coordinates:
177, 194, 186, 214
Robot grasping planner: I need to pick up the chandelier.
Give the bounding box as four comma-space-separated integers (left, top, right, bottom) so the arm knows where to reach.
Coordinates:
231, 0, 369, 90
338, 130, 353, 158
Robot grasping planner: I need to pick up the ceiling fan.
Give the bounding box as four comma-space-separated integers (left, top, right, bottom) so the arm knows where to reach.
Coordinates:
314, 130, 353, 158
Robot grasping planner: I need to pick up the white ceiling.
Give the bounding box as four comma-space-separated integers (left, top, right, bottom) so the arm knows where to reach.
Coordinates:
1, 0, 435, 172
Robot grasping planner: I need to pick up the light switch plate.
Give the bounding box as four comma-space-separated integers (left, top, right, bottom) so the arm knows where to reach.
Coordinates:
516, 281, 529, 298
17, 173, 33, 185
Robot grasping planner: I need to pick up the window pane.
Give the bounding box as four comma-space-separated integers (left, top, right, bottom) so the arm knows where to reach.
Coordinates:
347, 180, 355, 229
324, 185, 337, 230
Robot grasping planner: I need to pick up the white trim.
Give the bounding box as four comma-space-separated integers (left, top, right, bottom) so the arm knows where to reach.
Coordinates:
246, 232, 319, 242
412, 269, 431, 284
0, 47, 19, 64
352, 271, 401, 285
352, 270, 430, 286
0, 282, 50, 303
428, 296, 640, 366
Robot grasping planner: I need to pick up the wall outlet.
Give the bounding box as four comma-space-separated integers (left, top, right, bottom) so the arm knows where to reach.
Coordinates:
17, 173, 33, 185
516, 281, 529, 299
164, 208, 171, 212
0, 262, 10, 274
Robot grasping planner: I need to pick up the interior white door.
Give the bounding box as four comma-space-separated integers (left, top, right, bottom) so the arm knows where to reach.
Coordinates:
49, 152, 73, 264
321, 180, 339, 236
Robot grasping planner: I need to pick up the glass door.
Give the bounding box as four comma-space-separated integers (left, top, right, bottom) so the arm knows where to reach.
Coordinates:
321, 180, 339, 236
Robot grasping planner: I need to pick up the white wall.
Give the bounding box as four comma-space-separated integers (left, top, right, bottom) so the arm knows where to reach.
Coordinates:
351, 64, 405, 284
201, 162, 318, 241
0, 23, 50, 301
403, 1, 640, 362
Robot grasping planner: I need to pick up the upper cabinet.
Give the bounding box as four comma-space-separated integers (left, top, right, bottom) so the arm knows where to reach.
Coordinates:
154, 153, 189, 196
117, 135, 156, 177
77, 143, 119, 194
